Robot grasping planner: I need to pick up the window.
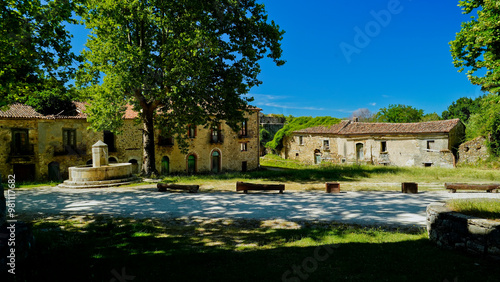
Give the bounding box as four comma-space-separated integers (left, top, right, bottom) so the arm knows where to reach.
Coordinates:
158, 130, 174, 146
188, 125, 196, 138
299, 136, 304, 145
323, 140, 330, 150
211, 124, 222, 143
239, 120, 247, 137
427, 140, 435, 150
11, 128, 30, 155
381, 141, 387, 153
63, 129, 77, 152
103, 130, 116, 152
241, 142, 248, 151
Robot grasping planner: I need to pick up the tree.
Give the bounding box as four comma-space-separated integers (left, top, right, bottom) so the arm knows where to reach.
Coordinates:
0, 0, 81, 106
77, 0, 285, 176
441, 96, 482, 123
450, 0, 500, 93
375, 104, 424, 123
421, 112, 441, 122
350, 108, 375, 122
465, 94, 500, 156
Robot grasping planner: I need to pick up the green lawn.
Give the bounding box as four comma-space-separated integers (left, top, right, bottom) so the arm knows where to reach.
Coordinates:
11, 215, 500, 282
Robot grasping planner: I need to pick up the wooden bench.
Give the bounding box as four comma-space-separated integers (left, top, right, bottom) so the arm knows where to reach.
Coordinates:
445, 183, 500, 193
157, 183, 199, 193
236, 181, 285, 194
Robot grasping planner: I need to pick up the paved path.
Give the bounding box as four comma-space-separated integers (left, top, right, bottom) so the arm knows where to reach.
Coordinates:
11, 187, 500, 227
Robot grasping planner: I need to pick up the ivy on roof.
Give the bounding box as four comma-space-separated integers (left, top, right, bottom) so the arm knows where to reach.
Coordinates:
266, 116, 341, 151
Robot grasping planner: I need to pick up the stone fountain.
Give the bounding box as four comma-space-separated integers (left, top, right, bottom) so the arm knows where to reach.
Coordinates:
58, 141, 139, 188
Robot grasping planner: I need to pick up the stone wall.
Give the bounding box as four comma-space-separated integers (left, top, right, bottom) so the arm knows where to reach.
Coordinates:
427, 203, 500, 259
457, 136, 490, 164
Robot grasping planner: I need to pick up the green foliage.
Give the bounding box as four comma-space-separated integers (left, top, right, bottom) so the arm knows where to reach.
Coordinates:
265, 116, 341, 151
77, 0, 285, 174
375, 104, 424, 123
441, 96, 482, 122
259, 125, 271, 147
421, 112, 441, 122
24, 88, 77, 116
450, 1, 500, 93
0, 0, 81, 104
466, 94, 500, 155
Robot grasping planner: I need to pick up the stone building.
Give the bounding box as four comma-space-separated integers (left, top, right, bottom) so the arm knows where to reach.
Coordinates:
0, 102, 260, 182
282, 119, 465, 168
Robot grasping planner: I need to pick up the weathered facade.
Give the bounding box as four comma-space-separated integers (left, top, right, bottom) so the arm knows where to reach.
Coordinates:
282, 119, 465, 168
0, 103, 260, 181
457, 136, 490, 164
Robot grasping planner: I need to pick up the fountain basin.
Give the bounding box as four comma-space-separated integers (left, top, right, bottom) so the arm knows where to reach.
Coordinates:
58, 163, 140, 189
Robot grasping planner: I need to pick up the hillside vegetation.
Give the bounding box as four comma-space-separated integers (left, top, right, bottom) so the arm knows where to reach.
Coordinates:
265, 116, 341, 152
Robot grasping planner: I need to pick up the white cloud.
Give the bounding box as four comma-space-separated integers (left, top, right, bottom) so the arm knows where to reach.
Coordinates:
369, 102, 377, 106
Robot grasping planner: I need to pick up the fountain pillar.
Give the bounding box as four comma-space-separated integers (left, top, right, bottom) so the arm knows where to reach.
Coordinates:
92, 140, 109, 168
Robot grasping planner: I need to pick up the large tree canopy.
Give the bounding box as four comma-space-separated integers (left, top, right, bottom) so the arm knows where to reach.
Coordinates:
450, 0, 500, 93
0, 0, 80, 107
441, 96, 482, 123
375, 104, 424, 123
77, 0, 285, 175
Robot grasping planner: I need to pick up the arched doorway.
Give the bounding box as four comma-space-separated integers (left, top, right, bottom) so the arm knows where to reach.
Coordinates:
161, 156, 169, 175
187, 154, 196, 174
356, 143, 364, 162
48, 162, 61, 182
211, 150, 221, 173
108, 157, 118, 164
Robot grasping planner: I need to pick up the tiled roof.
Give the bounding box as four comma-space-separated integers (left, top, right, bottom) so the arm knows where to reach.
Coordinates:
0, 102, 138, 120
294, 120, 351, 134
0, 103, 44, 119
294, 119, 462, 135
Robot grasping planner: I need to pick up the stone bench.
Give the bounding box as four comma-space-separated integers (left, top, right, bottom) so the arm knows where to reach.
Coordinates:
445, 183, 500, 193
236, 181, 285, 194
157, 183, 199, 193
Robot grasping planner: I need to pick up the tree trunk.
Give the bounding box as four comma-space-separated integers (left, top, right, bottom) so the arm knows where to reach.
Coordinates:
142, 109, 158, 177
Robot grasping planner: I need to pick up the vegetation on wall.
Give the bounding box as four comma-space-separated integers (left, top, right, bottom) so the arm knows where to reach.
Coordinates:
265, 116, 341, 152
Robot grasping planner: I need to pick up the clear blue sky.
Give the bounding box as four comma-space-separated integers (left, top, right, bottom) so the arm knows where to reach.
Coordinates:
69, 0, 482, 119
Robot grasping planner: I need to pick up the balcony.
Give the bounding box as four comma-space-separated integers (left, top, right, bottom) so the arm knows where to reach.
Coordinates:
10, 143, 34, 156
53, 145, 87, 156
158, 136, 175, 147
210, 134, 224, 144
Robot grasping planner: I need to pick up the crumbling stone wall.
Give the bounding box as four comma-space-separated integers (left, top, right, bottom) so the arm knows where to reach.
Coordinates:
458, 136, 490, 164
427, 203, 500, 259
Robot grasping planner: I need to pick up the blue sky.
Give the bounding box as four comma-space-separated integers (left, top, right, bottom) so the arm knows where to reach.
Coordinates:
69, 0, 483, 119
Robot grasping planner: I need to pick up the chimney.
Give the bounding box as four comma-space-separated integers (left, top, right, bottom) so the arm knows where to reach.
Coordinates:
353, 117, 359, 122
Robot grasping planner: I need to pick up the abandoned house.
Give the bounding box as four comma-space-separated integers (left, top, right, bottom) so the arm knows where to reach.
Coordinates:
282, 119, 465, 168
0, 102, 260, 182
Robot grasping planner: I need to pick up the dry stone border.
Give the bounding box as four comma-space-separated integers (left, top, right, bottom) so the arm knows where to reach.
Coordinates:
427, 203, 500, 259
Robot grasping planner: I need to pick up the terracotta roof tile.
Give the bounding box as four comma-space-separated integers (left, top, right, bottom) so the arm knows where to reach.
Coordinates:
0, 102, 138, 120
0, 103, 44, 118
339, 119, 461, 135
294, 119, 462, 135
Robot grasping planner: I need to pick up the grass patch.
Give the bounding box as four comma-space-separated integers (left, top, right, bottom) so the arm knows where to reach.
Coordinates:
12, 215, 500, 281
446, 199, 500, 220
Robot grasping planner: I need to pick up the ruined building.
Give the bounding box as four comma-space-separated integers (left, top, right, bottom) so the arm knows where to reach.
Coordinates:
282, 119, 465, 168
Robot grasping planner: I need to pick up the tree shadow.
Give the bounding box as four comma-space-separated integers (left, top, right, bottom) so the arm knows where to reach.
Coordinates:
11, 216, 500, 282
